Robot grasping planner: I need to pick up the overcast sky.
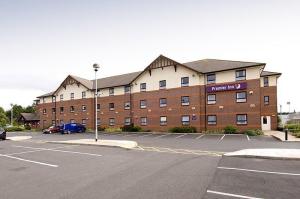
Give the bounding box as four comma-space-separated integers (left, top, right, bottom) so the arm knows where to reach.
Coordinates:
0, 0, 299, 112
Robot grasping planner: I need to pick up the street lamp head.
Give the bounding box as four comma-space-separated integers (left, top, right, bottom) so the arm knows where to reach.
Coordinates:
93, 63, 100, 71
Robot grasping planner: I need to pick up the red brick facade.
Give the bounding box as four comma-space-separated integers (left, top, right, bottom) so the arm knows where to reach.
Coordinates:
36, 78, 278, 132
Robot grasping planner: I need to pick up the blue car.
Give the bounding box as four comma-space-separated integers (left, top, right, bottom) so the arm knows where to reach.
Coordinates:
60, 123, 86, 134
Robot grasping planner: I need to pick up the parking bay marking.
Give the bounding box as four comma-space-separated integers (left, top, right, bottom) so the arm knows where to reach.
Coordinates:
155, 134, 170, 138
6, 146, 72, 156
195, 134, 204, 139
207, 190, 263, 199
218, 166, 300, 176
13, 145, 103, 157
175, 134, 187, 139
0, 154, 58, 168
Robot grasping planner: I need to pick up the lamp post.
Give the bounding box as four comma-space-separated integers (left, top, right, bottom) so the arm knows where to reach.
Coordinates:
93, 63, 100, 142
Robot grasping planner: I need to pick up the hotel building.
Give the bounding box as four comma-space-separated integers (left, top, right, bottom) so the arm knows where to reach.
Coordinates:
35, 55, 281, 132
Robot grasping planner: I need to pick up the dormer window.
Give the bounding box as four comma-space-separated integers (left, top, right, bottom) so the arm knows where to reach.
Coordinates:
236, 69, 246, 81
109, 88, 114, 96
207, 73, 216, 84
140, 83, 146, 92
264, 77, 269, 87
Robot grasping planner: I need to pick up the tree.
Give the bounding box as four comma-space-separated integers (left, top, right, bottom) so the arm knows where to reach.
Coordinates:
0, 107, 8, 127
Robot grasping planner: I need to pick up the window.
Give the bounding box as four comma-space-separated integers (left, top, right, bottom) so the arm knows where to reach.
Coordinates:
207, 94, 216, 104
237, 114, 247, 125
70, 93, 74, 100
140, 83, 146, 92
109, 118, 115, 126
160, 116, 167, 125
60, 94, 63, 101
60, 120, 64, 125
70, 106, 75, 113
159, 98, 167, 107
263, 116, 267, 124
236, 92, 247, 103
140, 117, 147, 126
97, 104, 100, 111
52, 108, 56, 114
236, 69, 246, 81
52, 120, 56, 126
124, 102, 131, 110
207, 73, 216, 84
109, 88, 114, 96
264, 96, 269, 105
124, 117, 131, 126
124, 85, 130, 93
82, 119, 86, 126
159, 80, 166, 89
52, 96, 56, 103
43, 109, 46, 114
181, 96, 190, 106
70, 119, 75, 123
264, 77, 269, 87
42, 98, 45, 103
181, 77, 189, 87
140, 100, 147, 109
82, 105, 87, 111
207, 115, 217, 125
82, 91, 86, 99
109, 103, 115, 111
181, 115, 190, 125
97, 118, 100, 126
60, 107, 64, 114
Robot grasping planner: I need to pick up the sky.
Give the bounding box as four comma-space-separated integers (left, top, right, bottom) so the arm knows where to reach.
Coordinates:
0, 0, 299, 112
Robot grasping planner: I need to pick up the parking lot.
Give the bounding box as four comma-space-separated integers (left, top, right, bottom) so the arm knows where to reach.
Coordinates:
1, 132, 300, 199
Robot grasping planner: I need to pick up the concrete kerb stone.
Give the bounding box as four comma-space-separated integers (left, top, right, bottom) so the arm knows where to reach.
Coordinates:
6, 136, 32, 141
47, 139, 138, 149
224, 148, 300, 160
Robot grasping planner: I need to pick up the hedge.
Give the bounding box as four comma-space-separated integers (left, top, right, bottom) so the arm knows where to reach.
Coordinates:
244, 129, 264, 136
223, 125, 237, 134
169, 126, 197, 133
5, 126, 25, 132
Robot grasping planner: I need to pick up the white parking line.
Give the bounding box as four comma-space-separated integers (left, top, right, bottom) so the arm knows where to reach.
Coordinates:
139, 134, 152, 137
0, 154, 58, 168
218, 166, 300, 176
6, 146, 72, 156
246, 135, 250, 141
13, 145, 102, 157
195, 134, 204, 139
207, 190, 263, 199
155, 134, 170, 138
219, 135, 225, 141
175, 134, 187, 139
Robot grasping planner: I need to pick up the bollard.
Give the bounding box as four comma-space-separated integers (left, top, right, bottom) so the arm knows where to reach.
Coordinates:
285, 129, 288, 141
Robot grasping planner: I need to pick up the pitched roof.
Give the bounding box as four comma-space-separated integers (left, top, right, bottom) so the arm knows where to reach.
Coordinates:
183, 59, 265, 73
37, 91, 54, 98
70, 75, 93, 89
19, 113, 39, 121
92, 71, 142, 89
261, 71, 282, 77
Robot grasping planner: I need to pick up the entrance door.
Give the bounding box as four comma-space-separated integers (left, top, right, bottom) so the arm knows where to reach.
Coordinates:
261, 116, 271, 130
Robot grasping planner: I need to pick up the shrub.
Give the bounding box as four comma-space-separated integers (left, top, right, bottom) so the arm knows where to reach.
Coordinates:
285, 124, 300, 133
169, 126, 197, 133
223, 125, 237, 134
97, 126, 106, 131
24, 125, 31, 130
244, 129, 264, 136
121, 125, 142, 132
5, 126, 25, 132
104, 127, 122, 133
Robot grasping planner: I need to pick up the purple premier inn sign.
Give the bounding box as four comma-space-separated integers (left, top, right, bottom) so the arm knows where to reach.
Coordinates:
206, 82, 247, 93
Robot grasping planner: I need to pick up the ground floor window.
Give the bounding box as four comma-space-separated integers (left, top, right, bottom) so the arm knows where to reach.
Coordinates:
181, 115, 190, 125
82, 119, 86, 126
207, 115, 217, 125
70, 119, 75, 123
60, 120, 64, 125
109, 118, 115, 126
97, 118, 100, 126
160, 116, 167, 126
236, 114, 247, 125
52, 120, 55, 126
140, 117, 147, 126
124, 117, 131, 125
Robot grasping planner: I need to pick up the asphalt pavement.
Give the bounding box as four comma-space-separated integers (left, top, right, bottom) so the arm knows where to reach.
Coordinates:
1, 131, 300, 199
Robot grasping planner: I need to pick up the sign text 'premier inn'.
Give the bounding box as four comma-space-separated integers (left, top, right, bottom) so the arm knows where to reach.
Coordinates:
206, 82, 247, 93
